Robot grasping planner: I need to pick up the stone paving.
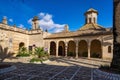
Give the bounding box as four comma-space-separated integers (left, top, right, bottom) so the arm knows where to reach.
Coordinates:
0, 63, 92, 80
0, 57, 120, 80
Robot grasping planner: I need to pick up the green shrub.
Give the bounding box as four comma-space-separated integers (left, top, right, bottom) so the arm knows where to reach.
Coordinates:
30, 58, 42, 63
67, 52, 75, 56
34, 47, 48, 58
82, 52, 88, 57
30, 47, 49, 63
16, 47, 30, 57
30, 58, 47, 63
29, 50, 33, 54
91, 52, 100, 58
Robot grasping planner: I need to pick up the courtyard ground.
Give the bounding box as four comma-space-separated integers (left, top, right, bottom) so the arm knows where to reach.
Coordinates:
0, 57, 119, 80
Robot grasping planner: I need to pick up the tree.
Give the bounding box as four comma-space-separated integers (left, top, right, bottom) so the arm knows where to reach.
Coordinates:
111, 0, 120, 70
0, 45, 14, 62
34, 47, 47, 58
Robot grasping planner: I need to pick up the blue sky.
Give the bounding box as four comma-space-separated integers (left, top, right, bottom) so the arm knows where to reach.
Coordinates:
0, 0, 113, 33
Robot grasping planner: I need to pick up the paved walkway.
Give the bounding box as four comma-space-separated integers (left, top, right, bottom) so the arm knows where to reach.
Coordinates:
0, 57, 119, 80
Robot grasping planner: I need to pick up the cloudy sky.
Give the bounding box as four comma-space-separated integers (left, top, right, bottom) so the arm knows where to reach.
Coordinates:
0, 0, 113, 33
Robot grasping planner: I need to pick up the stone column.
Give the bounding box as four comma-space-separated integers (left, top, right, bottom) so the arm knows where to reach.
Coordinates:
88, 41, 90, 58
101, 39, 104, 59
76, 41, 78, 58
48, 42, 50, 55
65, 42, 68, 57
56, 41, 58, 57
111, 0, 120, 69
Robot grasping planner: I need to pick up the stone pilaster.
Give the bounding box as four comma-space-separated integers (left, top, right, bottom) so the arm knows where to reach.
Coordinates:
101, 39, 104, 59
65, 42, 68, 57
75, 41, 78, 58
56, 41, 58, 57
48, 42, 50, 55
88, 41, 90, 58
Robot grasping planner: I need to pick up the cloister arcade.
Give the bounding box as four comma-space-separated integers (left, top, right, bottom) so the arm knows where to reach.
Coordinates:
48, 39, 105, 59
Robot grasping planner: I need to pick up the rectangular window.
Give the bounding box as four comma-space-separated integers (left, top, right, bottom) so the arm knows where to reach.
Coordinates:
108, 46, 111, 53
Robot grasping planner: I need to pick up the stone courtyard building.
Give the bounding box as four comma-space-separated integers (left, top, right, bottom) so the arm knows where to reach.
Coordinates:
0, 8, 113, 60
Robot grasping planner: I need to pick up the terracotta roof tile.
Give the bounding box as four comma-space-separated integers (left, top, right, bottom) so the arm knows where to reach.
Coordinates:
45, 23, 111, 39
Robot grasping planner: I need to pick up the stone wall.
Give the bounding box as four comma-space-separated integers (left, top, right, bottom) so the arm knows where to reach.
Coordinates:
0, 23, 45, 55
29, 30, 44, 47
45, 34, 113, 60
0, 25, 28, 54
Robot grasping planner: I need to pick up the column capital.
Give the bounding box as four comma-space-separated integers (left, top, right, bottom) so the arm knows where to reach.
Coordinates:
75, 40, 79, 47
87, 40, 91, 47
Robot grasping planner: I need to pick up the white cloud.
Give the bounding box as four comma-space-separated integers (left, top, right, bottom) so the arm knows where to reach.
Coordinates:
18, 24, 26, 29
28, 12, 65, 33
3, 16, 7, 19
2, 16, 13, 23
28, 18, 32, 25
39, 12, 45, 18
9, 19, 13, 22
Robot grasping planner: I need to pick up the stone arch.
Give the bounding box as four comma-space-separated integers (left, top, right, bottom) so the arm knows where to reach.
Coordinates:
78, 40, 88, 57
67, 40, 76, 57
58, 41, 65, 56
89, 18, 92, 23
90, 39, 102, 58
19, 42, 25, 49
50, 41, 56, 55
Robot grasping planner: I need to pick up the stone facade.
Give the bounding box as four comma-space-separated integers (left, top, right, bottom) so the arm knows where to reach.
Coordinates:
44, 8, 113, 60
0, 17, 46, 55
0, 8, 113, 60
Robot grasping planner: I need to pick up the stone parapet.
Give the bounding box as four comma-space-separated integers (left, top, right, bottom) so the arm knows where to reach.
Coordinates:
0, 23, 28, 34
0, 23, 43, 35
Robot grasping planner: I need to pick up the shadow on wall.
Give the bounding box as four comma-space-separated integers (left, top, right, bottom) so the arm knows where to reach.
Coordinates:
0, 45, 15, 62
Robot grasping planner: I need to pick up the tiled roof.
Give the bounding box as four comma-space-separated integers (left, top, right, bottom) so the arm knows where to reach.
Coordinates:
85, 8, 98, 15
79, 23, 105, 30
32, 16, 39, 21
44, 23, 112, 39
87, 8, 97, 12
45, 29, 112, 39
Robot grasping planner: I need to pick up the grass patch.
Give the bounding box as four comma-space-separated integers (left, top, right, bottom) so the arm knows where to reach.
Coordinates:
30, 58, 48, 63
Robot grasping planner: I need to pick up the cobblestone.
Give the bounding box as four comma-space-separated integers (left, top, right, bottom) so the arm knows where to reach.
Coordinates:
1, 57, 120, 80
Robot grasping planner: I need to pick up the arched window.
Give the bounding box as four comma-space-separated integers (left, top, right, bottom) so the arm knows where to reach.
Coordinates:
108, 46, 111, 53
89, 18, 91, 23
19, 42, 25, 49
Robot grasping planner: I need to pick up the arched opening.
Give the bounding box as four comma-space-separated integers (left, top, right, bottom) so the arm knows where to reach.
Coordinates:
89, 18, 92, 23
90, 40, 102, 58
50, 41, 56, 55
67, 41, 76, 57
78, 40, 88, 57
58, 41, 65, 56
19, 42, 25, 49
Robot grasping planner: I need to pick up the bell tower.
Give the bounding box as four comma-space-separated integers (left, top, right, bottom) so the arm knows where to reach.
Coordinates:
32, 16, 39, 30
84, 8, 98, 24
2, 16, 7, 24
